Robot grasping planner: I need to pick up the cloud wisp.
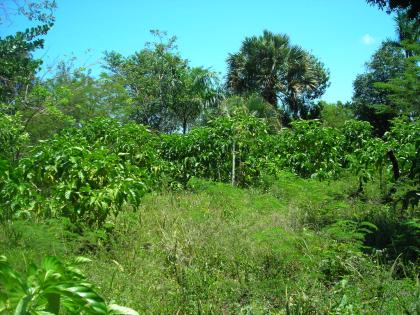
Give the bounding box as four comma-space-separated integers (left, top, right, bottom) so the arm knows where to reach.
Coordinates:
361, 34, 375, 45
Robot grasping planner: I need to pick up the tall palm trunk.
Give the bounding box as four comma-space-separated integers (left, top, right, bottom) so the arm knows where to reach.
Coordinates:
262, 82, 278, 108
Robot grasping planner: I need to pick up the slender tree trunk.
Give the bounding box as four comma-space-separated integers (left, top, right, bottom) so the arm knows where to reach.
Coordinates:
262, 77, 277, 108
387, 150, 400, 181
182, 120, 187, 134
231, 140, 236, 186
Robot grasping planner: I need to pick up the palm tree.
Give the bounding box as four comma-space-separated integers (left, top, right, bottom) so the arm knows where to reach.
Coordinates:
283, 49, 330, 115
170, 67, 222, 134
227, 31, 289, 107
226, 30, 329, 118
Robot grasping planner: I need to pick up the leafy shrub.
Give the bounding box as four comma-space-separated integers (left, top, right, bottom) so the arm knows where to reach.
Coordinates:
284, 120, 345, 179
0, 113, 29, 164
1, 118, 162, 228
385, 118, 420, 211
342, 119, 373, 152
160, 114, 268, 186
256, 120, 347, 180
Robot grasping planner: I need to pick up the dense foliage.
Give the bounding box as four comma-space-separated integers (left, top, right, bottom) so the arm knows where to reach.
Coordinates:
1, 114, 418, 227
0, 118, 162, 228
0, 24, 50, 108
351, 11, 419, 135
226, 30, 329, 119
1, 2, 418, 313
103, 31, 221, 133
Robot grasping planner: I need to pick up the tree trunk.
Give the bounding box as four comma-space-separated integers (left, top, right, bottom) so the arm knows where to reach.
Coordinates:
262, 83, 277, 108
231, 140, 236, 186
182, 120, 187, 134
387, 150, 400, 181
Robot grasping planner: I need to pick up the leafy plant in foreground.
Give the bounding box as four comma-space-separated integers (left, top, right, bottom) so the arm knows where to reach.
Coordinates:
0, 255, 138, 314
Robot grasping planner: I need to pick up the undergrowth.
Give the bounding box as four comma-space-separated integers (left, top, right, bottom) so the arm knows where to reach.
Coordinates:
1, 174, 418, 314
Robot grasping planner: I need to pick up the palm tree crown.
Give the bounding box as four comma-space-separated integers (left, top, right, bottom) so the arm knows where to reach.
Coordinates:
227, 30, 329, 118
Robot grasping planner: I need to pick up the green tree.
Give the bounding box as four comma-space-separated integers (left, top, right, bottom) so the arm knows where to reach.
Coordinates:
46, 61, 110, 122
3, 59, 104, 143
375, 41, 420, 117
394, 11, 420, 57
2, 56, 132, 143
169, 67, 222, 134
366, 0, 419, 21
0, 24, 50, 110
226, 30, 329, 119
319, 101, 354, 129
0, 0, 56, 142
218, 94, 281, 132
352, 40, 406, 135
352, 10, 419, 136
104, 31, 220, 133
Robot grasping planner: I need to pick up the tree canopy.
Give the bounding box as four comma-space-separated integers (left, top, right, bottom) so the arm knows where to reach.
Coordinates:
352, 41, 407, 135
0, 24, 51, 110
366, 0, 420, 20
352, 10, 419, 135
103, 31, 221, 133
226, 30, 329, 119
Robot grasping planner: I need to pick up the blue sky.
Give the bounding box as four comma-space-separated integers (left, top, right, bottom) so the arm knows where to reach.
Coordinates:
1, 0, 397, 102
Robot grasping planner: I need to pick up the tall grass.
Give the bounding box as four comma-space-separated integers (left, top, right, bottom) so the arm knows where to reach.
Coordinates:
1, 174, 418, 314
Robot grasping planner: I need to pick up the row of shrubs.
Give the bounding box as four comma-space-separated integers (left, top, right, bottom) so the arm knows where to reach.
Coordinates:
0, 114, 418, 230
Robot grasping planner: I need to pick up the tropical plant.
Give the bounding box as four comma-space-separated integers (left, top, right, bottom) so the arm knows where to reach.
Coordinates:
0, 113, 29, 164
0, 255, 138, 314
160, 114, 268, 186
226, 30, 329, 118
374, 41, 420, 118
169, 66, 222, 134
0, 118, 162, 228
255, 120, 346, 180
218, 94, 281, 131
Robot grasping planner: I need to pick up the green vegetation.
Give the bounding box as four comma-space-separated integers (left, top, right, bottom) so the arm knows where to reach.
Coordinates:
0, 1, 419, 314
1, 175, 419, 313
1, 114, 418, 314
0, 255, 138, 314
226, 30, 329, 120
103, 31, 222, 134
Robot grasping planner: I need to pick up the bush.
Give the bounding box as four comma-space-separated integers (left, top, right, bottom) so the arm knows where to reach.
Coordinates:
1, 118, 162, 228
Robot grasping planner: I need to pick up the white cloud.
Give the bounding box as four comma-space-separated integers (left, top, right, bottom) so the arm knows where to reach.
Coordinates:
361, 34, 375, 45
